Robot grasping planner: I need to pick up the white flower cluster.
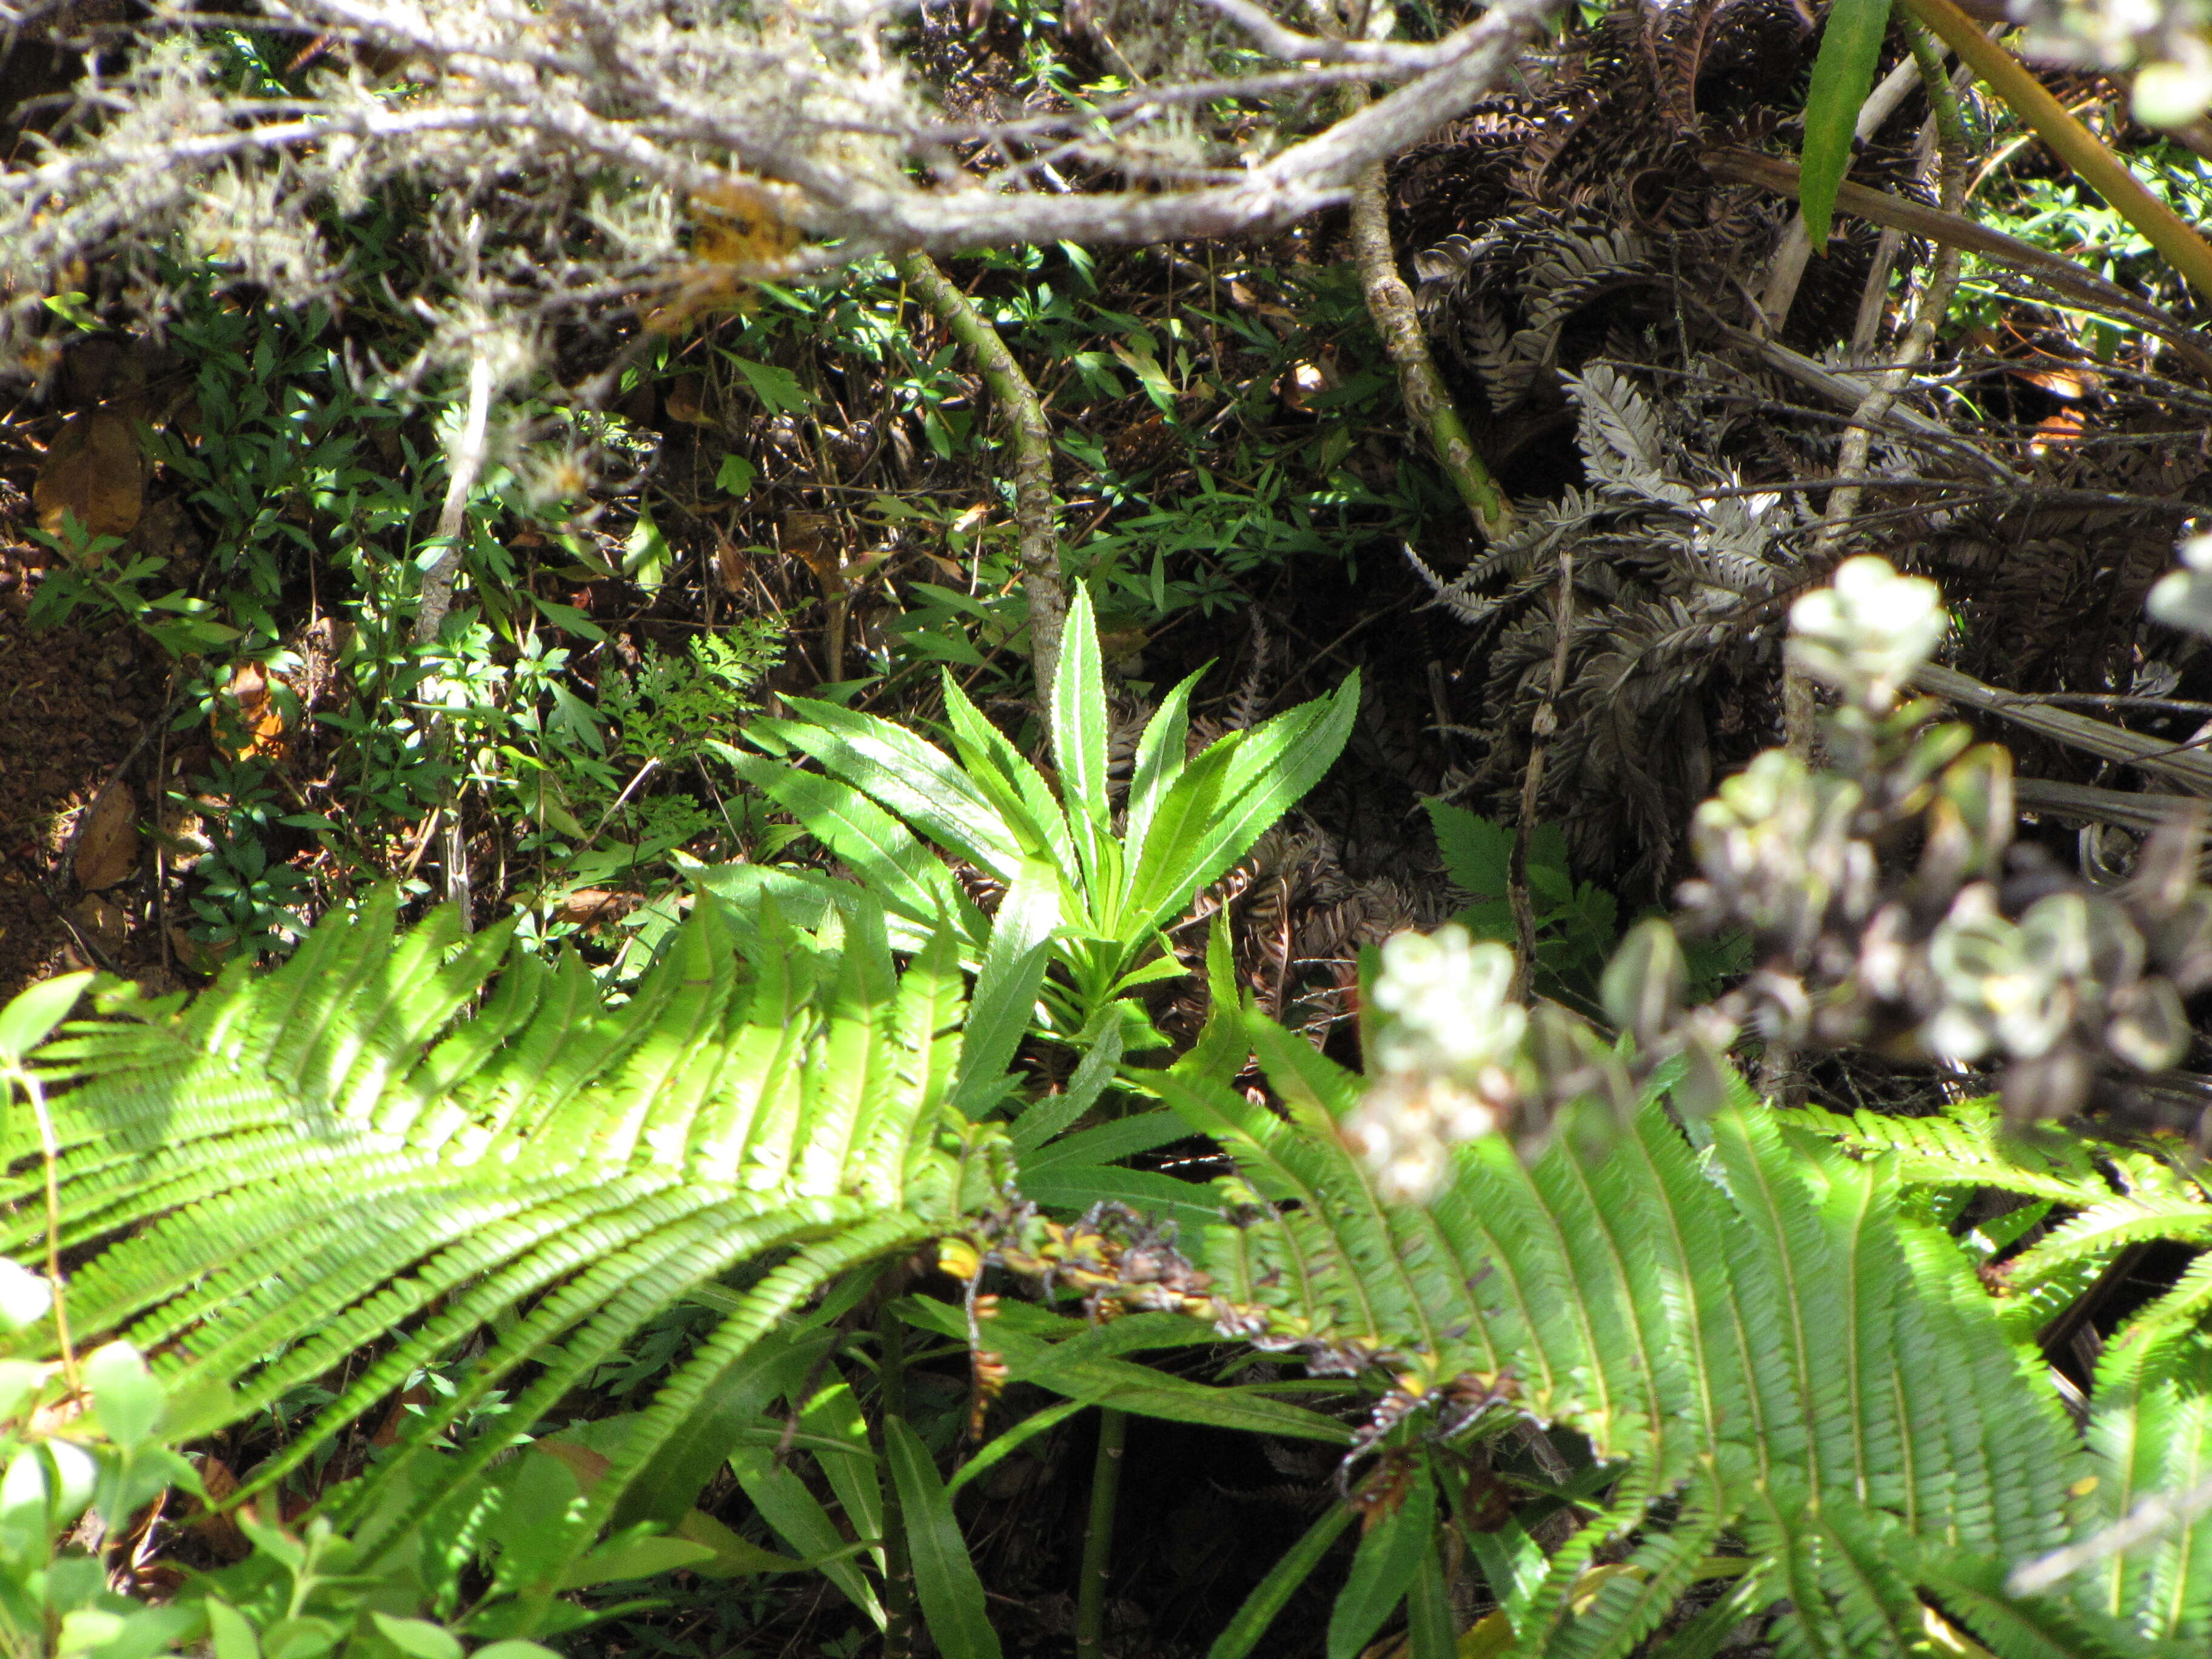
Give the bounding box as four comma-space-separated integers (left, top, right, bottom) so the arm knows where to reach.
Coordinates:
1785, 557, 1948, 712
2010, 0, 2212, 127
2148, 532, 2212, 639
1341, 926, 1524, 1202
0, 1257, 52, 1333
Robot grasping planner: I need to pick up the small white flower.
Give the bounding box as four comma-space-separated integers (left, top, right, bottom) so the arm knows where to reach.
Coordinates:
0, 1258, 53, 1333
1786, 557, 1948, 710
1371, 926, 1525, 1082
2148, 534, 2212, 639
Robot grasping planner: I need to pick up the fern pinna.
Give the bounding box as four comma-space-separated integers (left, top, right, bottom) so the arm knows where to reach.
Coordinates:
8, 888, 985, 1601
1138, 1016, 2187, 1659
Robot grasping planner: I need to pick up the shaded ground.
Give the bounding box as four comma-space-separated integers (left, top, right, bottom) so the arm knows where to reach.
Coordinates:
0, 482, 176, 996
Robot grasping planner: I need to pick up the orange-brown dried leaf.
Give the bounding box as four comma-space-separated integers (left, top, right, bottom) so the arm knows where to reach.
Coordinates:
73, 782, 138, 891
644, 179, 803, 332
557, 889, 638, 927
712, 531, 750, 594
783, 511, 844, 592
34, 408, 144, 549
214, 663, 287, 761
663, 377, 709, 424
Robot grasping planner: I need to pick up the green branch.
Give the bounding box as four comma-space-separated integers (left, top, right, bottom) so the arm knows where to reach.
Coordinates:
895, 250, 1068, 694
1346, 159, 1516, 540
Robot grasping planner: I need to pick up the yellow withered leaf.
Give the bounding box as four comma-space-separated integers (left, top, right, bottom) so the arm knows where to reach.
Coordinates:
643, 178, 803, 333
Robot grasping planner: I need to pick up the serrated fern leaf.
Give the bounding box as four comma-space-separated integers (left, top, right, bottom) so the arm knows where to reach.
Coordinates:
1157, 1013, 2101, 1658
2067, 1333, 2212, 1646
12, 888, 988, 1540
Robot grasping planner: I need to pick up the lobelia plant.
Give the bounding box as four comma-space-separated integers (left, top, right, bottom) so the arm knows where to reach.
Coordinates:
713, 581, 1359, 1068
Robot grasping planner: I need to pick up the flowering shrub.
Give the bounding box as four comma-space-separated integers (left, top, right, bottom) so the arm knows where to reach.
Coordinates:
1343, 549, 2212, 1189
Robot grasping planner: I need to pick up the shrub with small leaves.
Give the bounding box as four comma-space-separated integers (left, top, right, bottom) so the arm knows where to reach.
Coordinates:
1336, 549, 2212, 1203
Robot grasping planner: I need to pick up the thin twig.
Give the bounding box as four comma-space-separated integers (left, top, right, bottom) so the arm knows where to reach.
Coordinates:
1510, 548, 1573, 1006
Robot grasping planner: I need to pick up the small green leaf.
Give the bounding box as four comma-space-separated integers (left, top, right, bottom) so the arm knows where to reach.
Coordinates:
611, 1325, 836, 1531
622, 504, 671, 593
1052, 585, 1112, 883
951, 858, 1061, 1118
1207, 1502, 1355, 1659
84, 1342, 163, 1449
762, 700, 1022, 877
1424, 799, 1512, 899
674, 1507, 811, 1577
1327, 1464, 1435, 1659
1406, 1543, 1458, 1659
1798, 0, 1894, 252
0, 970, 93, 1065
1011, 1019, 1124, 1153
1125, 663, 1206, 860
720, 353, 814, 415
259, 1617, 340, 1659
980, 1326, 1349, 1442
731, 1441, 886, 1627
204, 1601, 261, 1659
555, 1534, 716, 1589
715, 453, 758, 496
472, 1644, 566, 1659
796, 1381, 883, 1574
369, 1615, 463, 1659
884, 1415, 1002, 1659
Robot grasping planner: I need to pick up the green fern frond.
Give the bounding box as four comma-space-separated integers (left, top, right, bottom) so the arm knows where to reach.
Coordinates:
2010, 1195, 2212, 1289
10, 888, 989, 1550
1794, 1099, 2111, 1205
2067, 1331, 2212, 1646
1155, 1014, 2100, 1659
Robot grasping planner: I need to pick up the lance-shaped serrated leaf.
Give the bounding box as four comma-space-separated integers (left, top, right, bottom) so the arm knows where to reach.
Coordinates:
950, 857, 1061, 1119
756, 700, 1022, 877
1798, 0, 1894, 253
1051, 584, 1113, 887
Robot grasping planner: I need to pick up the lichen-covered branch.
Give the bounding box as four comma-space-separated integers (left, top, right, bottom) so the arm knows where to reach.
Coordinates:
0, 0, 1570, 367
895, 252, 1066, 694
1346, 158, 1515, 538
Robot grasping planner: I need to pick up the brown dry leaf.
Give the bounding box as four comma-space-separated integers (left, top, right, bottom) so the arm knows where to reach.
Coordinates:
168, 925, 230, 977
34, 408, 144, 549
213, 663, 287, 761
783, 510, 844, 594
187, 1456, 250, 1563
2031, 409, 2088, 455
73, 782, 138, 891
712, 531, 749, 594
556, 889, 638, 927
663, 376, 709, 424
69, 893, 130, 953
643, 179, 803, 333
